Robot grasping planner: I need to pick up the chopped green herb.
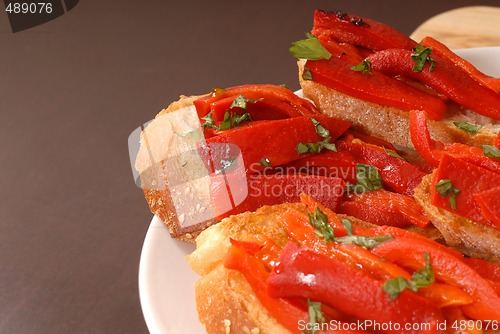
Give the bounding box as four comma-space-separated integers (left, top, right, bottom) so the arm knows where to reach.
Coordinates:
259, 157, 272, 167
308, 207, 335, 243
201, 111, 218, 129
310, 117, 330, 138
289, 33, 332, 60
411, 44, 435, 72
347, 164, 383, 193
218, 110, 252, 130
453, 121, 483, 135
481, 145, 500, 159
411, 253, 435, 290
229, 94, 261, 110
383, 253, 434, 300
335, 235, 393, 249
350, 59, 372, 74
382, 277, 409, 300
302, 68, 313, 81
384, 147, 405, 160
340, 218, 353, 236
435, 179, 460, 210
296, 119, 337, 155
304, 300, 326, 334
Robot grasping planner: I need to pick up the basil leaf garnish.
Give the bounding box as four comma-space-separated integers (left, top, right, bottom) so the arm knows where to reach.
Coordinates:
435, 179, 460, 210
290, 33, 332, 60
453, 121, 483, 135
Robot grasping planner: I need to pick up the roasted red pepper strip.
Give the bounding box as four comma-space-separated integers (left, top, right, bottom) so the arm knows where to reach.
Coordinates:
312, 10, 417, 51
282, 150, 357, 184
362, 225, 463, 259
205, 116, 350, 172
223, 243, 310, 334
268, 242, 445, 334
409, 110, 443, 167
444, 143, 500, 175
194, 84, 318, 119
225, 241, 370, 334
340, 189, 430, 228
371, 236, 500, 321
335, 140, 426, 196
209, 174, 346, 220
210, 93, 307, 123
367, 49, 500, 120
421, 36, 500, 93
463, 257, 500, 283
279, 208, 408, 281
305, 56, 447, 120
431, 154, 500, 228
473, 186, 500, 228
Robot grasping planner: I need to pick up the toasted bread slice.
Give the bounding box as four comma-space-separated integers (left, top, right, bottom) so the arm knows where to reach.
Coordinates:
413, 174, 500, 262
188, 204, 297, 334
135, 94, 219, 242
298, 60, 500, 149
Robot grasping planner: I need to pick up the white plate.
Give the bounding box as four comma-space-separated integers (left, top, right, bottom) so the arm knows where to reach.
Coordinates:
138, 47, 500, 334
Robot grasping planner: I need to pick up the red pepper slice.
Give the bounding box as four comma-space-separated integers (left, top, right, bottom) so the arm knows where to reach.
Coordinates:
463, 257, 500, 283
431, 154, 500, 228
282, 150, 357, 184
225, 241, 371, 334
409, 110, 443, 167
205, 116, 350, 172
444, 143, 500, 175
194, 84, 318, 119
473, 186, 500, 228
421, 36, 500, 93
371, 236, 500, 321
305, 57, 447, 120
210, 94, 308, 123
367, 49, 500, 120
210, 174, 346, 220
268, 242, 445, 334
340, 189, 431, 228
223, 243, 310, 334
311, 10, 417, 51
335, 140, 426, 196
495, 132, 500, 149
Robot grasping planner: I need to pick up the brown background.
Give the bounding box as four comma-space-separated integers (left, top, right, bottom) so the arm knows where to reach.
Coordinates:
1, 1, 499, 333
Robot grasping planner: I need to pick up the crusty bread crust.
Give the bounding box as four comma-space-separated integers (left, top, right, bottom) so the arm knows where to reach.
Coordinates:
298, 60, 499, 149
413, 174, 500, 262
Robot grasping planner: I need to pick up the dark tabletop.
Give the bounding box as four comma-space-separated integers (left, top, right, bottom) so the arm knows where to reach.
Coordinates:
1, 1, 499, 333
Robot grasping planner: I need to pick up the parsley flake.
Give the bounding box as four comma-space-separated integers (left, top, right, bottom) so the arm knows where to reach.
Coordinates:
411, 44, 435, 72
482, 145, 500, 159
382, 253, 435, 300
350, 59, 372, 74
308, 207, 335, 243
453, 121, 483, 135
435, 179, 460, 210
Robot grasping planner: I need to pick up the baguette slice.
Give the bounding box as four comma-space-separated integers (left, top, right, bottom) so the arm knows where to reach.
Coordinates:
135, 94, 219, 242
298, 59, 500, 149
414, 174, 500, 262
